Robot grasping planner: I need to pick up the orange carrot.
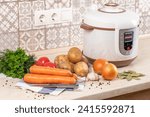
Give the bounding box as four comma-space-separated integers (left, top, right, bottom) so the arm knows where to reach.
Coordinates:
30, 65, 73, 77
24, 74, 77, 84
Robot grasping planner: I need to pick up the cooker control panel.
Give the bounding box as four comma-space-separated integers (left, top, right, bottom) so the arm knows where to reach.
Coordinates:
119, 28, 135, 55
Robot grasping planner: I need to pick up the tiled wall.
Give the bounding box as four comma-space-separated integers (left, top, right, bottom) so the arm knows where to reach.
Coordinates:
0, 0, 150, 52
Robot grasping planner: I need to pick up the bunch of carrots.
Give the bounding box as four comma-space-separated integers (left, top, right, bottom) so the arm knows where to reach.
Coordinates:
24, 65, 77, 85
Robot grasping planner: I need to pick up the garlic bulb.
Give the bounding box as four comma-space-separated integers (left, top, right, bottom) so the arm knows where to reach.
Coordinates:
87, 68, 99, 81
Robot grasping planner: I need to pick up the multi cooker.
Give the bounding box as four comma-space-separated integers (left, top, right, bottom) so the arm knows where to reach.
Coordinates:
81, 2, 140, 67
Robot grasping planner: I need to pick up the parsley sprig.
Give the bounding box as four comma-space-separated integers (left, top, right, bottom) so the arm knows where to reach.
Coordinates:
0, 48, 35, 79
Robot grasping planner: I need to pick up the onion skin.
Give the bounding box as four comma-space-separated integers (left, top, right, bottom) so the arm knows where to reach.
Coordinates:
93, 59, 108, 75
102, 63, 118, 80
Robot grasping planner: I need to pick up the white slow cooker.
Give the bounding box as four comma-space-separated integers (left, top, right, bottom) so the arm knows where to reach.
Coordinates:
81, 2, 140, 67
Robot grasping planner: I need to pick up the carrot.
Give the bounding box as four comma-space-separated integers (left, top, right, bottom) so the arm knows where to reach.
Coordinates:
30, 65, 73, 77
24, 74, 77, 84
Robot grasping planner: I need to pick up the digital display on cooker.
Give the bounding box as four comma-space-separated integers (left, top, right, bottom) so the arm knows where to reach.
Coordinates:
124, 31, 134, 51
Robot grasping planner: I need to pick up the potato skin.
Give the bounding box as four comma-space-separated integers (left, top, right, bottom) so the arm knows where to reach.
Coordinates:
54, 55, 69, 67
74, 62, 89, 77
54, 55, 74, 72
59, 62, 74, 72
68, 47, 82, 64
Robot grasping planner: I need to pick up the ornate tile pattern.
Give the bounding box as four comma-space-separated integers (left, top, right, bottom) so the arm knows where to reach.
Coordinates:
139, 0, 150, 16
0, 0, 150, 52
70, 24, 83, 46
18, 0, 45, 31
72, 0, 91, 24
45, 0, 71, 9
46, 24, 70, 49
0, 0, 17, 2
0, 2, 18, 33
0, 33, 18, 51
19, 29, 45, 51
139, 16, 150, 34
124, 0, 136, 12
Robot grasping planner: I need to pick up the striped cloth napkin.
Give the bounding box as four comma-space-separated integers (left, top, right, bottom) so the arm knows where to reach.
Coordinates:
16, 78, 85, 96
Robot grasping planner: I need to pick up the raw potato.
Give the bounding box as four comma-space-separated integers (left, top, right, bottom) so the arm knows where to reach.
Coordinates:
59, 62, 74, 73
68, 47, 82, 63
54, 55, 75, 72
70, 62, 75, 73
74, 62, 89, 77
54, 55, 69, 67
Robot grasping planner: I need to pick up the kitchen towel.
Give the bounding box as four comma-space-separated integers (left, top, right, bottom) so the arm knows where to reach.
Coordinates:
16, 77, 85, 96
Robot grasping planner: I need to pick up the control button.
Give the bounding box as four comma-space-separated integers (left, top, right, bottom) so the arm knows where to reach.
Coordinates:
127, 46, 131, 50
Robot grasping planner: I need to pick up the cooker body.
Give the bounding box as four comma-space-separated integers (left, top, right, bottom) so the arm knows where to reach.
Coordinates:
82, 27, 139, 67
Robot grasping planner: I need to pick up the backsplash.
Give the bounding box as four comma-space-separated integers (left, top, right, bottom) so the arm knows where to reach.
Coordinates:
0, 0, 150, 52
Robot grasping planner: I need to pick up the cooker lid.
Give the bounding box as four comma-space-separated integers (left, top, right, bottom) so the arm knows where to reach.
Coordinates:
98, 3, 125, 13
82, 2, 139, 29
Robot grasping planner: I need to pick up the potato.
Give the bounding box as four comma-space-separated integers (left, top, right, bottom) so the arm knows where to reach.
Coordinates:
68, 47, 82, 63
74, 62, 89, 77
70, 62, 75, 73
54, 55, 69, 67
54, 55, 74, 72
59, 62, 74, 72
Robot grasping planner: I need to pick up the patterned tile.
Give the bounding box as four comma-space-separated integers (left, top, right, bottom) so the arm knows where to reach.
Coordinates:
32, 0, 45, 29
73, 0, 92, 8
19, 1, 31, 16
45, 0, 71, 9
19, 29, 45, 51
124, 0, 136, 12
0, 2, 18, 33
46, 24, 70, 49
0, 0, 17, 2
18, 1, 32, 31
0, 33, 18, 51
139, 0, 150, 16
32, 0, 45, 11
93, 0, 110, 8
0, 0, 150, 53
70, 24, 83, 46
18, 0, 45, 31
139, 16, 150, 34
72, 9, 82, 24
72, 0, 91, 24
19, 16, 32, 31
72, 0, 80, 8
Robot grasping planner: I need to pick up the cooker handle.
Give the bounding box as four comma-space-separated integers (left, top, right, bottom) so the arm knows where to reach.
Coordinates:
80, 23, 94, 30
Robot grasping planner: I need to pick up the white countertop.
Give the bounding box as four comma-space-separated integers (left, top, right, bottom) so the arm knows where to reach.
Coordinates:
0, 37, 150, 100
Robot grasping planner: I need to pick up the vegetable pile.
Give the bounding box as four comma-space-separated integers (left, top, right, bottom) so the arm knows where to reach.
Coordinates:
0, 47, 145, 85
0, 48, 35, 79
54, 47, 89, 77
